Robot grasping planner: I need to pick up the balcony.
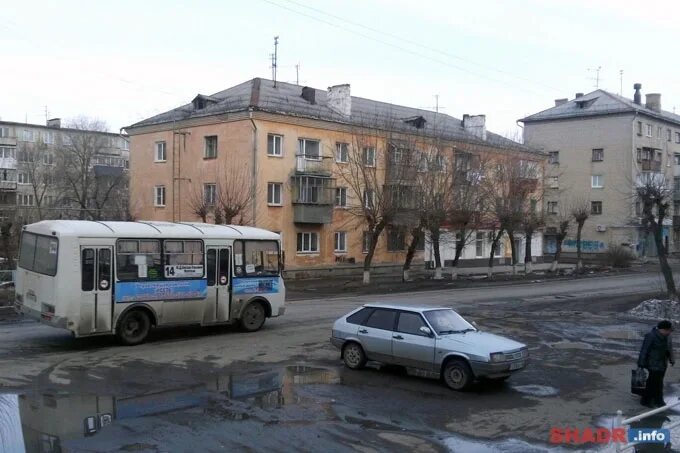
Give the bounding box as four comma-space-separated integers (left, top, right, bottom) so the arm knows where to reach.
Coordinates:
386, 160, 418, 184
641, 160, 662, 171
0, 180, 17, 191
0, 136, 17, 147
291, 175, 334, 224
295, 155, 332, 176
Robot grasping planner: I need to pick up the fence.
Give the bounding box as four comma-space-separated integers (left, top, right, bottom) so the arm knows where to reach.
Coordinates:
614, 398, 680, 452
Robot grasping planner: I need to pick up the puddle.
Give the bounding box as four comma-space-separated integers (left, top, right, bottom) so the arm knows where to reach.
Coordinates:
512, 385, 559, 397
0, 365, 340, 453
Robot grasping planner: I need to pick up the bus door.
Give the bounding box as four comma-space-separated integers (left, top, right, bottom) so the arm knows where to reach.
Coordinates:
80, 246, 113, 333
204, 247, 232, 323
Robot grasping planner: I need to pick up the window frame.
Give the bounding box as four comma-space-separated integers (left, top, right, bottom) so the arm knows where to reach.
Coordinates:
203, 183, 216, 206
154, 185, 166, 207
591, 174, 604, 189
591, 148, 604, 162
547, 201, 558, 215
155, 141, 167, 162
18, 232, 59, 277
646, 124, 653, 137
591, 201, 603, 215
204, 135, 218, 159
267, 134, 283, 157
267, 182, 283, 206
548, 151, 559, 165
335, 142, 349, 163
233, 239, 281, 277
334, 187, 347, 207
296, 231, 319, 254
298, 138, 321, 160
334, 231, 347, 253
362, 147, 376, 167
363, 308, 398, 331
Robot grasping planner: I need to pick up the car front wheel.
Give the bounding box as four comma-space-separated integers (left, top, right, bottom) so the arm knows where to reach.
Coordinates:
342, 342, 367, 369
442, 359, 473, 391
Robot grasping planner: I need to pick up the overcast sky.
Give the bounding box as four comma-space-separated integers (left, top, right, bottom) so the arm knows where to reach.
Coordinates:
2, 0, 679, 138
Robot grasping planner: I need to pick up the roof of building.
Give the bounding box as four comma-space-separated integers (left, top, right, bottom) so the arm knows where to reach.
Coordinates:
0, 120, 127, 138
127, 78, 535, 153
520, 89, 680, 125
25, 220, 279, 240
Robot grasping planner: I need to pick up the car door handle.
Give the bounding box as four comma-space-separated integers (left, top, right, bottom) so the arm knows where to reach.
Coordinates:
393, 335, 404, 340
358, 329, 368, 334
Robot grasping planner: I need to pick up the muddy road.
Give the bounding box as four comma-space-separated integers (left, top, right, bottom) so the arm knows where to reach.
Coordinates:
0, 273, 678, 452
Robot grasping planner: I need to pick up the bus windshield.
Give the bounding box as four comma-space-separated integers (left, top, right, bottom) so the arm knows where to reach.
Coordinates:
18, 232, 59, 276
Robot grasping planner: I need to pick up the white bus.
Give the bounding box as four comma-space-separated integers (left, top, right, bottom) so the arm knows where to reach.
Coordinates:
14, 220, 285, 345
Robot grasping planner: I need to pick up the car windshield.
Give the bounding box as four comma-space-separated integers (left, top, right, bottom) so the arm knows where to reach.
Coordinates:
424, 309, 476, 335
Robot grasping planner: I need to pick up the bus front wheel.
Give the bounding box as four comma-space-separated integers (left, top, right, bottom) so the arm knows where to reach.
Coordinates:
117, 309, 151, 346
240, 301, 266, 332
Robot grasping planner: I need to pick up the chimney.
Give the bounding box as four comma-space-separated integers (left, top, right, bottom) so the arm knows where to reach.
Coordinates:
554, 98, 568, 106
327, 84, 351, 116
301, 86, 316, 105
462, 114, 487, 141
575, 93, 584, 98
46, 118, 61, 128
633, 83, 642, 105
645, 93, 661, 112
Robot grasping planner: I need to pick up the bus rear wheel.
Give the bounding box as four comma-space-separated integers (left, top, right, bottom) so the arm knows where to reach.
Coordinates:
240, 301, 266, 332
117, 309, 151, 346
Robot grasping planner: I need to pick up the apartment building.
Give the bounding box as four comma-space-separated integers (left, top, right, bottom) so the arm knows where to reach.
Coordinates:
126, 78, 543, 269
521, 84, 680, 256
0, 118, 130, 222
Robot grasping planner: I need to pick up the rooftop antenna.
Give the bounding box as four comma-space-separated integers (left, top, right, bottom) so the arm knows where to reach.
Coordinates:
271, 36, 279, 87
44, 106, 49, 124
619, 70, 623, 96
588, 66, 602, 88
295, 62, 300, 86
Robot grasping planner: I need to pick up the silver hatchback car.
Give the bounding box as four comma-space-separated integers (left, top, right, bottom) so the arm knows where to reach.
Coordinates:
331, 304, 529, 390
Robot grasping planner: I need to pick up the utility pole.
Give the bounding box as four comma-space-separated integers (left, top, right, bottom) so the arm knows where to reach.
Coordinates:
434, 95, 440, 113
295, 63, 300, 86
272, 36, 279, 87
44, 106, 49, 123
172, 129, 190, 222
619, 70, 623, 96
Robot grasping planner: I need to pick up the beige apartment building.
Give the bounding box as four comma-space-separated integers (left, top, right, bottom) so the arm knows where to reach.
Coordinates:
126, 78, 542, 270
521, 84, 680, 256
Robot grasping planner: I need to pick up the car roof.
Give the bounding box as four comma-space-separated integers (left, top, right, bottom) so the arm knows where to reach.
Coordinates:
362, 304, 451, 313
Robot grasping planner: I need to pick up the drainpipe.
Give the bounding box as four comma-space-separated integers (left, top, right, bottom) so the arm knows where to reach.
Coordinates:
249, 109, 258, 226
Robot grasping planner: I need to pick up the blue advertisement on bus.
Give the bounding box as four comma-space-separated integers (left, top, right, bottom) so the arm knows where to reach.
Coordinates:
232, 277, 280, 295
115, 279, 208, 303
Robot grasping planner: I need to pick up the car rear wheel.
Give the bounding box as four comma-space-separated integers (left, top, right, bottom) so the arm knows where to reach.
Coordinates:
342, 342, 367, 369
442, 359, 473, 391
117, 309, 151, 346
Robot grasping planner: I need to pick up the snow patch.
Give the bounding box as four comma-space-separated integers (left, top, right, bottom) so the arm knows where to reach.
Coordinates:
512, 385, 559, 397
628, 299, 680, 322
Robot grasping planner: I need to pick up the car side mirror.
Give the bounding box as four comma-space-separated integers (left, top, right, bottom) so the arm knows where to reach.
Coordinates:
419, 326, 433, 337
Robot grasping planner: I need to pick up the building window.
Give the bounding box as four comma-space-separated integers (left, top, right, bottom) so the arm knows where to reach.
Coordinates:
334, 187, 347, 207
363, 188, 375, 209
42, 153, 54, 165
0, 147, 14, 159
334, 232, 347, 252
668, 129, 673, 142
155, 141, 167, 162
549, 176, 559, 189
591, 201, 602, 215
475, 232, 484, 257
204, 136, 218, 159
336, 142, 349, 163
298, 138, 320, 159
0, 127, 9, 138
296, 232, 319, 253
22, 129, 34, 142
154, 186, 166, 207
675, 154, 680, 165
362, 231, 371, 253
646, 124, 653, 137
637, 121, 642, 136
17, 172, 31, 184
387, 230, 405, 252
547, 201, 558, 214
267, 182, 282, 205
592, 148, 604, 162
17, 194, 34, 206
657, 126, 663, 139
548, 151, 559, 164
267, 134, 283, 157
591, 175, 604, 188
676, 132, 680, 144
43, 131, 54, 145
362, 147, 376, 167
204, 183, 216, 205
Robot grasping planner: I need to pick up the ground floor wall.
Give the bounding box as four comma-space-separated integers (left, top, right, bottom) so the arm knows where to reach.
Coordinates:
543, 225, 672, 258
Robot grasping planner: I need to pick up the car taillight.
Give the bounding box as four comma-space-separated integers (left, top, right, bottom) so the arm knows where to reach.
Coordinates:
41, 303, 55, 314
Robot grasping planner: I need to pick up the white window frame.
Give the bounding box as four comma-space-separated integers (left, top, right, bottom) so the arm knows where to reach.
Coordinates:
267, 182, 283, 206
297, 232, 319, 253
591, 175, 604, 188
674, 153, 680, 166
154, 185, 166, 207
646, 124, 653, 137
298, 138, 321, 160
17, 172, 31, 184
155, 141, 167, 162
22, 129, 34, 142
204, 136, 218, 159
549, 176, 559, 189
43, 153, 54, 165
363, 189, 375, 209
203, 183, 216, 205
475, 232, 484, 258
17, 193, 34, 206
335, 142, 349, 163
362, 147, 376, 167
334, 187, 347, 207
334, 231, 347, 253
0, 127, 9, 138
267, 134, 283, 157
44, 131, 54, 144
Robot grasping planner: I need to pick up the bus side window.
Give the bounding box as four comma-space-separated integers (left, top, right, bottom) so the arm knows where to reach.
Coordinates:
207, 249, 217, 286
218, 249, 230, 286
81, 249, 95, 291
98, 249, 111, 290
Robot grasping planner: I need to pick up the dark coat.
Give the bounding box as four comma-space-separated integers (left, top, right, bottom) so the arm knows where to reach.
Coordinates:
638, 327, 674, 371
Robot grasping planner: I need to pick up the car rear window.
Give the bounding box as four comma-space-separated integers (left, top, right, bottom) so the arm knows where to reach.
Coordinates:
364, 308, 396, 331
346, 307, 373, 325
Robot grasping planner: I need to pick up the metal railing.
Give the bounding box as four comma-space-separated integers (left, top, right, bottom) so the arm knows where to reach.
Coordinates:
614, 397, 680, 452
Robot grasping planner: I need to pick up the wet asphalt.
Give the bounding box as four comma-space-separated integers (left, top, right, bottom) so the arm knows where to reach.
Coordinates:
0, 272, 678, 452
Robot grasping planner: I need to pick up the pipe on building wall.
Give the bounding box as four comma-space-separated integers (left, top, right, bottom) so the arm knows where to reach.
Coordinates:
249, 109, 258, 226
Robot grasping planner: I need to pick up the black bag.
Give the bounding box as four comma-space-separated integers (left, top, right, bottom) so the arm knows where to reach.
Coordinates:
631, 367, 647, 395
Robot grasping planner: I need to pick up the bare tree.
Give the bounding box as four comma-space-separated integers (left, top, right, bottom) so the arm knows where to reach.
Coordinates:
188, 183, 212, 223
522, 209, 544, 274
16, 141, 58, 221
548, 215, 571, 272
569, 197, 591, 273
213, 162, 257, 225
637, 176, 677, 299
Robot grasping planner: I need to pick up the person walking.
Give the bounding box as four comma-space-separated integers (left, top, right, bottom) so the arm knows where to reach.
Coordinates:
637, 320, 675, 408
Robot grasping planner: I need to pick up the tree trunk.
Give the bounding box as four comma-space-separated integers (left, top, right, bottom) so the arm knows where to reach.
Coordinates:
652, 223, 678, 299
576, 221, 584, 272
487, 230, 503, 278
508, 230, 517, 275
362, 226, 384, 285
451, 230, 465, 280
402, 228, 420, 282
524, 231, 533, 274
431, 229, 443, 280
551, 237, 564, 272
